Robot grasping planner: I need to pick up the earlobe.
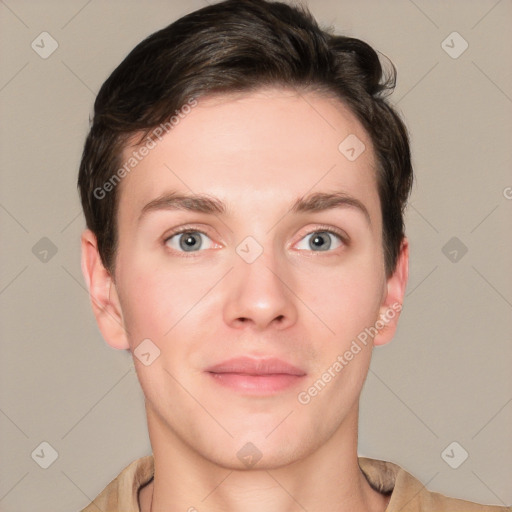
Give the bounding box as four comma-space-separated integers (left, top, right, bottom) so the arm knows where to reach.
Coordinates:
80, 229, 130, 350
373, 238, 409, 347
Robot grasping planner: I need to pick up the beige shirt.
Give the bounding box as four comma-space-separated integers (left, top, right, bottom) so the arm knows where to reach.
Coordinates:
80, 455, 511, 512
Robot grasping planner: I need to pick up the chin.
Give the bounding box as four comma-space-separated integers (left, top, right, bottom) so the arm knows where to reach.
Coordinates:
201, 428, 312, 471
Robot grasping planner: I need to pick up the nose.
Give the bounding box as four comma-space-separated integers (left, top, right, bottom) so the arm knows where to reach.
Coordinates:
222, 245, 298, 331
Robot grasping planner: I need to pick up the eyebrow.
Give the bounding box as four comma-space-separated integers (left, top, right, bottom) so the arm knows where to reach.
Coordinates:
138, 190, 371, 225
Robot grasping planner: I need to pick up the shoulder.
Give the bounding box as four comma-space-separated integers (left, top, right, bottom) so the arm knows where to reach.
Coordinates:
80, 455, 154, 512
418, 489, 511, 512
358, 456, 511, 512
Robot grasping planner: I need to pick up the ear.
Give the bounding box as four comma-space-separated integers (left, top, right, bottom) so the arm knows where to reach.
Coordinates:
373, 237, 409, 347
80, 229, 130, 350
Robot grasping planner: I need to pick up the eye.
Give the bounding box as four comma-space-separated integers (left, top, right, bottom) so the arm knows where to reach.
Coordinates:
295, 230, 345, 252
164, 229, 215, 253
163, 226, 347, 256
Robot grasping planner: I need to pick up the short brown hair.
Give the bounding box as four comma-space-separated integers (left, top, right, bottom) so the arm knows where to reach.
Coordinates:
77, 0, 413, 277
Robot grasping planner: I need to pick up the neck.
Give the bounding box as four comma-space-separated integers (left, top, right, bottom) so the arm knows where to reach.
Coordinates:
140, 404, 389, 512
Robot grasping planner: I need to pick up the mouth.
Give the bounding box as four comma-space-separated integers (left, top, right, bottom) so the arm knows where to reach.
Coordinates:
205, 356, 307, 395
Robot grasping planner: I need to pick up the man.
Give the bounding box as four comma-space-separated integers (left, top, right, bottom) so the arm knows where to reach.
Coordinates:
77, 0, 510, 511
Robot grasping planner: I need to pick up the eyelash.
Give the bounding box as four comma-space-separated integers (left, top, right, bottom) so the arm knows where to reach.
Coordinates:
163, 224, 349, 258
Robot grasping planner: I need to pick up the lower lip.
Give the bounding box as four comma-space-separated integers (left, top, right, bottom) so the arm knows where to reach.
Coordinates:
207, 372, 306, 394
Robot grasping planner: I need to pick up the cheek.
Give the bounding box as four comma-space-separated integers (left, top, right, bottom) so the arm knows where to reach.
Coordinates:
115, 257, 201, 342
303, 255, 384, 338
297, 262, 383, 412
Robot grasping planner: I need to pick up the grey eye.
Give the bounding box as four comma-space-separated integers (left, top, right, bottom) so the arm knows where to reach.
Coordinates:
166, 231, 213, 252
295, 231, 343, 252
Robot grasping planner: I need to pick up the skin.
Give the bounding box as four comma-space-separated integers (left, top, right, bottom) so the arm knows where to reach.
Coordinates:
81, 87, 408, 512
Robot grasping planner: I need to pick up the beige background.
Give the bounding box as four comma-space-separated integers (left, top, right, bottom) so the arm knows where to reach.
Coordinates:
0, 0, 511, 510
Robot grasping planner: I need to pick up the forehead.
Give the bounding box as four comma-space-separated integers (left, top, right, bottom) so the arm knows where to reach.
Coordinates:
116, 87, 379, 225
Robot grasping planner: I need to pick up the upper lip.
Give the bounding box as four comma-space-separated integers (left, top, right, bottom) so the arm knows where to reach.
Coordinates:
206, 357, 306, 376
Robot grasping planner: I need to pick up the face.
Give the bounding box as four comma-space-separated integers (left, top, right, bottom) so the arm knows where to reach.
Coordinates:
83, 87, 407, 469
